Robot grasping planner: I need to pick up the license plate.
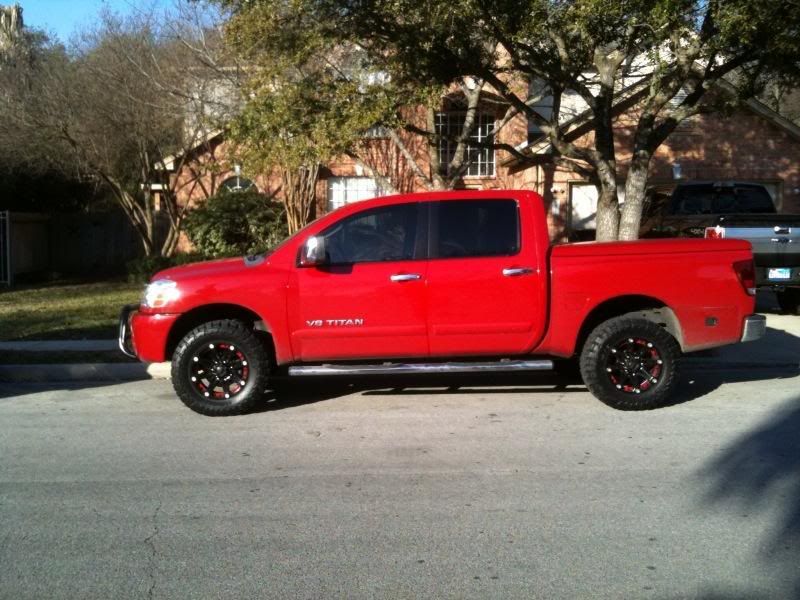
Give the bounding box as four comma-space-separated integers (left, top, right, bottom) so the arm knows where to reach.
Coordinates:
768, 268, 792, 280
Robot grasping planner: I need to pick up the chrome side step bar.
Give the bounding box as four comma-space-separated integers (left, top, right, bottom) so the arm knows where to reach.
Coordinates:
288, 359, 553, 377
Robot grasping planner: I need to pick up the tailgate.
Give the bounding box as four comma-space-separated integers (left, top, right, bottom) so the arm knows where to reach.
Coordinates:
716, 216, 800, 282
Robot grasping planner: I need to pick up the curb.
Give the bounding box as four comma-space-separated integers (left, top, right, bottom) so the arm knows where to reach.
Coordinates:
0, 340, 118, 352
0, 358, 796, 384
0, 362, 171, 383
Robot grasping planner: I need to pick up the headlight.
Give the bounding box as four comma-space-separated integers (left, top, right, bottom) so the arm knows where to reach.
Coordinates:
143, 279, 180, 309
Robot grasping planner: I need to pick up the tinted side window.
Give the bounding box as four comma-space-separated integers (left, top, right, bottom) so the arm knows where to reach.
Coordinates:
728, 186, 775, 213
321, 203, 419, 264
670, 184, 775, 215
433, 200, 519, 259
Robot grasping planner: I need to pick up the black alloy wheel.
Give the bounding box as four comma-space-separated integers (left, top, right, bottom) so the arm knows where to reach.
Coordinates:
604, 337, 664, 395
580, 317, 680, 410
189, 342, 250, 401
172, 319, 269, 416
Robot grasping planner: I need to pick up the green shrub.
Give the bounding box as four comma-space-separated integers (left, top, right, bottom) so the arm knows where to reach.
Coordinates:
183, 189, 289, 259
126, 253, 204, 283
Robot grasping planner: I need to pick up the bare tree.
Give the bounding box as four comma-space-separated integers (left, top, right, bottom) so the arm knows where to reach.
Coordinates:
0, 3, 243, 256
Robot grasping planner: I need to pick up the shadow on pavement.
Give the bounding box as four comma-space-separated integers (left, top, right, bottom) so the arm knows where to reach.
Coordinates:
670, 364, 800, 406
687, 326, 800, 367
257, 371, 588, 413
696, 395, 800, 599
258, 365, 799, 413
0, 380, 125, 400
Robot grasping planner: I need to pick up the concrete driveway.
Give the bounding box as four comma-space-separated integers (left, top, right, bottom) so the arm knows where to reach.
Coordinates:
1, 361, 799, 599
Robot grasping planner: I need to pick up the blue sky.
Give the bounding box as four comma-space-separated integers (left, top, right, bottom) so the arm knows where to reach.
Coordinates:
19, 0, 172, 41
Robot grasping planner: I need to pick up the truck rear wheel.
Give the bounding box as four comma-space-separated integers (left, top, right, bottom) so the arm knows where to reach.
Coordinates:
171, 319, 270, 416
579, 317, 680, 411
776, 289, 800, 315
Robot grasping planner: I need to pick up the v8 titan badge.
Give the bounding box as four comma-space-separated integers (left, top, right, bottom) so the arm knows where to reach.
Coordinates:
306, 318, 365, 327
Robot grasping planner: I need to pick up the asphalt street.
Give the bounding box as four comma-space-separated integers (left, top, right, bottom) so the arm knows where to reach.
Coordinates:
2, 364, 800, 600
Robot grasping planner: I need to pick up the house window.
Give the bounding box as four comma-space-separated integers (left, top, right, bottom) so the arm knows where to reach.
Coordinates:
327, 177, 387, 211
220, 175, 255, 192
527, 80, 555, 140
435, 112, 496, 177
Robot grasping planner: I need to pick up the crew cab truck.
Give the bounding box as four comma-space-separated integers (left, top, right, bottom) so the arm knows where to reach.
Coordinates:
120, 190, 765, 416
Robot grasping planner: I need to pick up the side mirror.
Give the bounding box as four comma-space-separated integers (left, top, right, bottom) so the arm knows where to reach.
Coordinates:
299, 235, 328, 267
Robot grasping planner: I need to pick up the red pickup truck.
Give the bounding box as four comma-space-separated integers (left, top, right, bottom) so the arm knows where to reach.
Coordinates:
120, 190, 764, 415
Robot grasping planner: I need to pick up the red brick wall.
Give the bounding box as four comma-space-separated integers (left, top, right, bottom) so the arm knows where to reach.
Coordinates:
522, 103, 800, 218
169, 97, 800, 251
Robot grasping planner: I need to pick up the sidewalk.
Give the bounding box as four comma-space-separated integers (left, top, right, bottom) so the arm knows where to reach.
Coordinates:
0, 337, 171, 382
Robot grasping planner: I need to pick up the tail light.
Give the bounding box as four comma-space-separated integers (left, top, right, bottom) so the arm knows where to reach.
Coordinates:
733, 259, 756, 296
705, 226, 725, 239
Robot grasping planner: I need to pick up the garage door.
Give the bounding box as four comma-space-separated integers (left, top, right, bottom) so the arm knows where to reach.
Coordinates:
569, 183, 598, 231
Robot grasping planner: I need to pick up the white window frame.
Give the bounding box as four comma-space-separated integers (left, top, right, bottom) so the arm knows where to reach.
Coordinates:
327, 176, 388, 211
435, 112, 496, 178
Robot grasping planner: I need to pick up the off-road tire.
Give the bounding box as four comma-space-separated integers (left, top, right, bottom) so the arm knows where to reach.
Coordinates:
579, 317, 680, 411
776, 289, 800, 315
171, 319, 270, 416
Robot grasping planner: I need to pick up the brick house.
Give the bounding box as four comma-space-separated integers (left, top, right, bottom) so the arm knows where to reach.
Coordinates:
504, 84, 800, 238
165, 84, 800, 247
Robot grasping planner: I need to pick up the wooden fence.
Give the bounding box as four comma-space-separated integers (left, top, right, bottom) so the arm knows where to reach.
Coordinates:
2, 209, 157, 281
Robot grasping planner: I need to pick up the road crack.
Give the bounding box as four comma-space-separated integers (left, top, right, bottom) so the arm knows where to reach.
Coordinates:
143, 500, 162, 600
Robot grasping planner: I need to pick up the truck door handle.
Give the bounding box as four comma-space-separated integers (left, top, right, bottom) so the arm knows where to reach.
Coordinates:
390, 273, 422, 282
502, 267, 535, 277
771, 238, 792, 244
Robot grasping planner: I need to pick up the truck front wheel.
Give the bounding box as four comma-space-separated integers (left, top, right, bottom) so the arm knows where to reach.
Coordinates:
579, 317, 680, 411
776, 289, 800, 315
171, 319, 270, 416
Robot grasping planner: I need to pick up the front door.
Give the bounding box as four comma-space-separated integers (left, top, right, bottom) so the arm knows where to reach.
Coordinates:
288, 202, 429, 361
425, 198, 547, 356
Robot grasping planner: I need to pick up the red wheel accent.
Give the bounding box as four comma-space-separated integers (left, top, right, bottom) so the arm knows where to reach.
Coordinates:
604, 337, 664, 395
189, 342, 251, 401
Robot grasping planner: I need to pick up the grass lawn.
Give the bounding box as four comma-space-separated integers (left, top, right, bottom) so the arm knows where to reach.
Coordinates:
0, 281, 142, 341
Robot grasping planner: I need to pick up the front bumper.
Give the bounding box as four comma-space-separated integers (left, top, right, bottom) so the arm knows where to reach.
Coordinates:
118, 305, 180, 362
118, 304, 140, 358
741, 314, 767, 343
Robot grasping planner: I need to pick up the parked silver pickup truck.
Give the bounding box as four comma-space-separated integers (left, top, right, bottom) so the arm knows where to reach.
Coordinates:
642, 182, 800, 314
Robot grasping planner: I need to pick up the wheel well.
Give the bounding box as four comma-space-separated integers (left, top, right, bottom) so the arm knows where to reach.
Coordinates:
165, 304, 274, 361
575, 296, 683, 356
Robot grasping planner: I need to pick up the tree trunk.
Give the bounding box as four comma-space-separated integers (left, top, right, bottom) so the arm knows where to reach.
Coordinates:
618, 155, 651, 241
594, 187, 619, 241
426, 107, 447, 190
593, 165, 620, 241
281, 163, 319, 234
589, 84, 620, 242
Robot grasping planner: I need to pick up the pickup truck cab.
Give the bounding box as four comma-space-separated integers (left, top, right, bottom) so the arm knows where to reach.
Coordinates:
121, 190, 764, 415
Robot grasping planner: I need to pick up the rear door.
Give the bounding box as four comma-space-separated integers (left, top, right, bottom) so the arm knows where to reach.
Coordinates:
287, 202, 429, 361
425, 198, 548, 356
